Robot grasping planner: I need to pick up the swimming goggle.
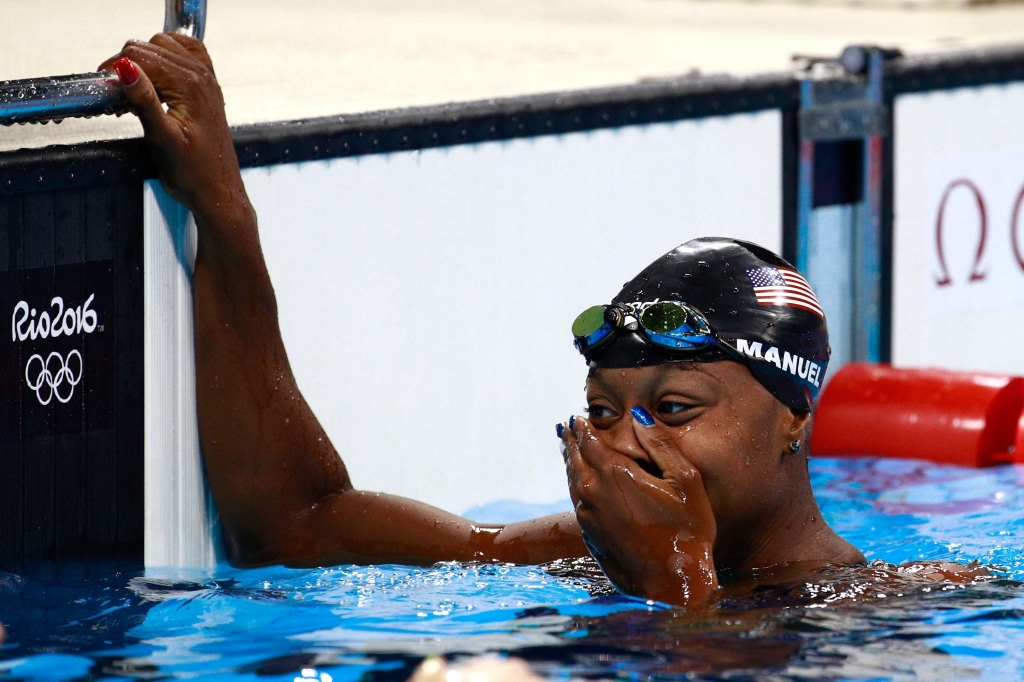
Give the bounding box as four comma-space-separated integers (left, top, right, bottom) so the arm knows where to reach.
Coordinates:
572, 300, 721, 356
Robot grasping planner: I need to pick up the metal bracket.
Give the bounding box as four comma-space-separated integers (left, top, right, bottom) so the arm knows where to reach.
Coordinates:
799, 100, 887, 141
0, 0, 207, 127
795, 45, 901, 368
796, 45, 898, 142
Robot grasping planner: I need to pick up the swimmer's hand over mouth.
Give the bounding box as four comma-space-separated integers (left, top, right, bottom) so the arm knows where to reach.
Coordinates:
99, 35, 244, 221
561, 410, 718, 607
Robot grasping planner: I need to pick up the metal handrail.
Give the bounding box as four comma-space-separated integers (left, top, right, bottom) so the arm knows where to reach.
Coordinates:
0, 0, 206, 127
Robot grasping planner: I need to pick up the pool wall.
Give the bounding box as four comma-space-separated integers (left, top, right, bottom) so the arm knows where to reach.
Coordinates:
3, 46, 1024, 570
246, 110, 783, 515
892, 77, 1024, 374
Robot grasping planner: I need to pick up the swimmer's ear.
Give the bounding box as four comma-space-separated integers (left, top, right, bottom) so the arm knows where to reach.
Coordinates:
785, 409, 812, 442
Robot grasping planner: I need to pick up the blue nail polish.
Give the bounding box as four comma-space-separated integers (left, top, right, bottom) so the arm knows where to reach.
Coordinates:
631, 406, 655, 427
569, 416, 576, 430
556, 423, 564, 438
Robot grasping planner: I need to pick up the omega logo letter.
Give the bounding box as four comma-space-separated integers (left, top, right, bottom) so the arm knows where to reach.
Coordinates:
934, 179, 988, 287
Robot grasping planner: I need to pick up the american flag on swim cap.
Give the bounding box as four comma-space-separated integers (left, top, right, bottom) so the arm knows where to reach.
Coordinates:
745, 267, 824, 318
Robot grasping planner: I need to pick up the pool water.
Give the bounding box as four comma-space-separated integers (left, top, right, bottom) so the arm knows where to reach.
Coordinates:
3, 457, 1024, 681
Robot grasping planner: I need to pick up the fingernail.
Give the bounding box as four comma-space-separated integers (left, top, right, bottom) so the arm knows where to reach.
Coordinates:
113, 57, 139, 86
556, 423, 564, 438
630, 406, 655, 427
569, 416, 576, 430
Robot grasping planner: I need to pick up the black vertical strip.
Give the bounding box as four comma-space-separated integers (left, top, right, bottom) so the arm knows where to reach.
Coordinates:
22, 192, 55, 269
53, 190, 87, 565
55, 190, 87, 265
84, 431, 117, 561
879, 104, 895, 364
115, 182, 144, 566
780, 107, 799, 265
84, 185, 119, 558
20, 192, 56, 570
10, 192, 24, 271
85, 185, 118, 262
0, 432, 23, 571
0, 193, 13, 271
0, 194, 24, 568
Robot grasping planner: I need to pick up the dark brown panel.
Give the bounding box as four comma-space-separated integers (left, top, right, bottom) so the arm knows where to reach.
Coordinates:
0, 182, 143, 572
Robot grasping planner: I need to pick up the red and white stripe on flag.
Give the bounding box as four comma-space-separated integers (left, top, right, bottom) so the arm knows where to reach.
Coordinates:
747, 267, 824, 319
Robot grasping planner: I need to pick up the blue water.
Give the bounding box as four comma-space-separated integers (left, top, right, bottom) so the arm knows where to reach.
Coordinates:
3, 457, 1024, 681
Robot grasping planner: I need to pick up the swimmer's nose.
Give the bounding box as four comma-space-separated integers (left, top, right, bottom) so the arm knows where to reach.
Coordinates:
604, 406, 659, 476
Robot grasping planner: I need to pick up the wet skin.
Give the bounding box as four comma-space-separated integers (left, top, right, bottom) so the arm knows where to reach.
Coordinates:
562, 362, 864, 605
101, 34, 978, 608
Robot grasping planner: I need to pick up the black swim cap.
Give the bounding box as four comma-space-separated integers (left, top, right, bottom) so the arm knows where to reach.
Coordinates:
583, 237, 830, 412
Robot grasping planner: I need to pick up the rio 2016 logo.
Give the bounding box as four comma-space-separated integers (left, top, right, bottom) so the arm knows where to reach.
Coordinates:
11, 295, 99, 406
11, 295, 97, 341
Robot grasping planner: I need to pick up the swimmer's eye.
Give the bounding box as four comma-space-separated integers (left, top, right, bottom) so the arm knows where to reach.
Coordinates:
585, 404, 617, 419
657, 401, 690, 415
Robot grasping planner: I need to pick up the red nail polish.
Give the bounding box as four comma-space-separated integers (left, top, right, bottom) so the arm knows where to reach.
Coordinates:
113, 58, 139, 87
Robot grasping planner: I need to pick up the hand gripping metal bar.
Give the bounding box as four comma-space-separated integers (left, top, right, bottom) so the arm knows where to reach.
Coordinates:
0, 0, 206, 126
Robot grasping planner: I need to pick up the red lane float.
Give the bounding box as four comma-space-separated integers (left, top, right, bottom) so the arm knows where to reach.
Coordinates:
810, 363, 1023, 467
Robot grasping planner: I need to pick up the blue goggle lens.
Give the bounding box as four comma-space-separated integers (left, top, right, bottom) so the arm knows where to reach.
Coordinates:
639, 301, 716, 350
572, 305, 614, 353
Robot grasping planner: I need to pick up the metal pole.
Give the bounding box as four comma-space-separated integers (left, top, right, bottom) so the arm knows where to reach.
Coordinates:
165, 0, 207, 40
795, 46, 895, 368
0, 0, 207, 127
796, 78, 815, 275
853, 50, 885, 363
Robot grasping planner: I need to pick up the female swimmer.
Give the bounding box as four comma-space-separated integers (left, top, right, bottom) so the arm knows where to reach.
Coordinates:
100, 34, 980, 607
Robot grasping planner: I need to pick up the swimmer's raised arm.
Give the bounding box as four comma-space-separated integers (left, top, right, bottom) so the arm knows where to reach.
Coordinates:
102, 35, 587, 567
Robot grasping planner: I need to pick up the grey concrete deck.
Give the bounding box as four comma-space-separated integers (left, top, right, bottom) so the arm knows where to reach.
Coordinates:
3, 0, 1024, 151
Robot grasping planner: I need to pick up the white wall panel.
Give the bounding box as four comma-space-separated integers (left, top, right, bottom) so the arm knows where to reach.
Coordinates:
243, 112, 782, 514
143, 182, 219, 569
893, 83, 1024, 373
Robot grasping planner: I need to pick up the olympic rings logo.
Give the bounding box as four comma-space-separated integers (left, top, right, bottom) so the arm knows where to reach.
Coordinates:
24, 350, 83, 406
